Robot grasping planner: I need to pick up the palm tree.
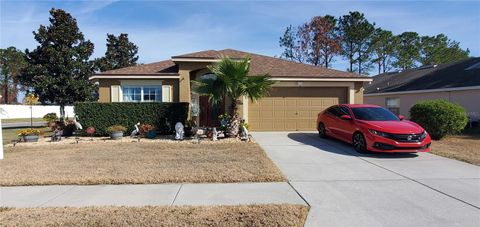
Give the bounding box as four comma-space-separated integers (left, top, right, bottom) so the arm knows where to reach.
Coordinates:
195, 56, 274, 137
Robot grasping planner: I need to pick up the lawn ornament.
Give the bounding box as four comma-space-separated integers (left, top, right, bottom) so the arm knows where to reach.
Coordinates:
130, 122, 140, 137
175, 122, 185, 140
240, 125, 249, 141
73, 116, 83, 130
86, 126, 95, 141
51, 127, 63, 142
212, 127, 218, 141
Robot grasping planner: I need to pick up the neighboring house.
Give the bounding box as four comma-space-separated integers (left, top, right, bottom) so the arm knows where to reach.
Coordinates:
364, 57, 480, 122
90, 49, 371, 131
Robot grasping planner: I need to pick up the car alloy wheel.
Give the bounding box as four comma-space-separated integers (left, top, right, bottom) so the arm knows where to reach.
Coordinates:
318, 123, 327, 138
353, 133, 368, 153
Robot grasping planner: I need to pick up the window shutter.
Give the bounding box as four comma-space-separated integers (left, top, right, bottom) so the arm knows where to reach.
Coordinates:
162, 85, 172, 102
111, 85, 121, 102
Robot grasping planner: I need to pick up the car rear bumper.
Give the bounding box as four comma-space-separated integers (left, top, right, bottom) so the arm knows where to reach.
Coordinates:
366, 133, 432, 153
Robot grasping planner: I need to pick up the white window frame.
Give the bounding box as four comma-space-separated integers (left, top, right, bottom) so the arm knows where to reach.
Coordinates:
120, 80, 163, 102
121, 85, 163, 103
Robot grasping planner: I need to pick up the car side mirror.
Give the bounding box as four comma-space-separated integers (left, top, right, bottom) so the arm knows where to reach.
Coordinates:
340, 115, 352, 120
398, 115, 405, 120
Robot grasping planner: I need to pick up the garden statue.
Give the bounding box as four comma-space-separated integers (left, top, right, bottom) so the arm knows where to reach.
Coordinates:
130, 122, 140, 137
175, 122, 185, 140
51, 125, 63, 142
73, 116, 83, 130
240, 123, 249, 141
212, 127, 218, 141
191, 102, 199, 117
86, 126, 95, 141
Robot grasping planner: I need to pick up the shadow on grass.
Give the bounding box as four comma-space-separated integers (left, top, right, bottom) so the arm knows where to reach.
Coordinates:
287, 132, 419, 159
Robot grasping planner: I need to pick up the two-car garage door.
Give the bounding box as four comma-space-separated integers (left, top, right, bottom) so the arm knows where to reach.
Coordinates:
248, 87, 347, 131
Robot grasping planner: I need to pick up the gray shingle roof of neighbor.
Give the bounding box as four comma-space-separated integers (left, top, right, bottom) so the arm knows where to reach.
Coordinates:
97, 49, 368, 78
364, 57, 480, 94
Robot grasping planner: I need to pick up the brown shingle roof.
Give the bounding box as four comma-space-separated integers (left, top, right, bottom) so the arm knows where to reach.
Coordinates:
97, 49, 365, 78
174, 49, 363, 78
99, 60, 178, 75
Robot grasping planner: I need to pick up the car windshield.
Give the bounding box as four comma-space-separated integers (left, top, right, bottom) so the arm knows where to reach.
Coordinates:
351, 107, 399, 121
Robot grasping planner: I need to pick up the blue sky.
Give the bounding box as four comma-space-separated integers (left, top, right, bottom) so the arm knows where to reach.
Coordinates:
1, 0, 479, 74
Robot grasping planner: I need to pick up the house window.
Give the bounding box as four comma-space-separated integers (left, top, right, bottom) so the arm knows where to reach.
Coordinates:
386, 97, 400, 115
122, 86, 162, 102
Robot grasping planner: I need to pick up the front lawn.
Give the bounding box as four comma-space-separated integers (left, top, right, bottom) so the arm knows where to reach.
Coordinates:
431, 127, 480, 166
0, 204, 309, 226
0, 141, 285, 186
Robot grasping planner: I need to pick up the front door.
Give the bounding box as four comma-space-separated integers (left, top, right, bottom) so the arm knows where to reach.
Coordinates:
199, 96, 225, 127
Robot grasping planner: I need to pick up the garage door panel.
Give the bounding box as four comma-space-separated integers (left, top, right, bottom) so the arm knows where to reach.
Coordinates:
285, 120, 297, 131
285, 110, 297, 118
249, 87, 347, 131
273, 111, 285, 118
297, 110, 311, 118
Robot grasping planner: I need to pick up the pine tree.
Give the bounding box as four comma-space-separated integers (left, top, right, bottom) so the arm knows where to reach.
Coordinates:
95, 33, 139, 71
394, 32, 421, 69
0, 47, 28, 104
419, 34, 469, 65
338, 11, 375, 75
370, 28, 398, 74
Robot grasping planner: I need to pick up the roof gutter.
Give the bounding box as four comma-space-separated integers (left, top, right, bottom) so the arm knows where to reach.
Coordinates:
89, 74, 180, 80
271, 77, 373, 82
364, 86, 480, 96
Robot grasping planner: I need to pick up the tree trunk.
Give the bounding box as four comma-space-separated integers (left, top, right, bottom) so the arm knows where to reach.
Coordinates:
3, 84, 8, 104
59, 104, 65, 122
382, 59, 387, 73
349, 57, 353, 72
228, 99, 240, 138
358, 60, 362, 75
324, 53, 329, 68
378, 61, 381, 75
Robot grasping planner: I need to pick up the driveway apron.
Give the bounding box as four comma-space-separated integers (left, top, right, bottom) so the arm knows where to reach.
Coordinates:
252, 132, 480, 227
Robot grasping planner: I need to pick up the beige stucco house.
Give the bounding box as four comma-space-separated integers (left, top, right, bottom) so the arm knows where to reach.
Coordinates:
90, 49, 372, 131
364, 57, 480, 122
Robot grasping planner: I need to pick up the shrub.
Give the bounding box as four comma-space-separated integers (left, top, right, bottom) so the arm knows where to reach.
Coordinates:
43, 113, 58, 122
410, 99, 468, 140
75, 102, 189, 136
106, 125, 127, 134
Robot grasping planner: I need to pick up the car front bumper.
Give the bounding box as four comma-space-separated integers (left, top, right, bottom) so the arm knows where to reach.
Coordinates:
365, 132, 432, 153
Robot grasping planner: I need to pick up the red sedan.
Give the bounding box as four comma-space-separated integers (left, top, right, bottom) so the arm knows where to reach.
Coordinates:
317, 104, 431, 153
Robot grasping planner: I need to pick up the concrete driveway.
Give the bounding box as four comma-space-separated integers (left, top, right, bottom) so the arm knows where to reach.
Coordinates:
253, 132, 480, 227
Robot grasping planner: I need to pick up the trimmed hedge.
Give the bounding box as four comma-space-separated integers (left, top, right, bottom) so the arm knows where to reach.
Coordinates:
410, 99, 467, 140
75, 102, 189, 136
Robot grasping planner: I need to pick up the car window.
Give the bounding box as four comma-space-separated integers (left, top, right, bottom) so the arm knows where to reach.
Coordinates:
327, 106, 341, 117
339, 106, 351, 116
351, 107, 399, 121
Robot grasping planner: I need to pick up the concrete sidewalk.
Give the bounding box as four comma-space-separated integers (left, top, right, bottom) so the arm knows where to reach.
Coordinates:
0, 182, 307, 208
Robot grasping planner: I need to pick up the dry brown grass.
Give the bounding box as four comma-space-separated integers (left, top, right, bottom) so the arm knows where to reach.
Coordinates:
0, 204, 309, 226
431, 135, 480, 166
0, 142, 285, 186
